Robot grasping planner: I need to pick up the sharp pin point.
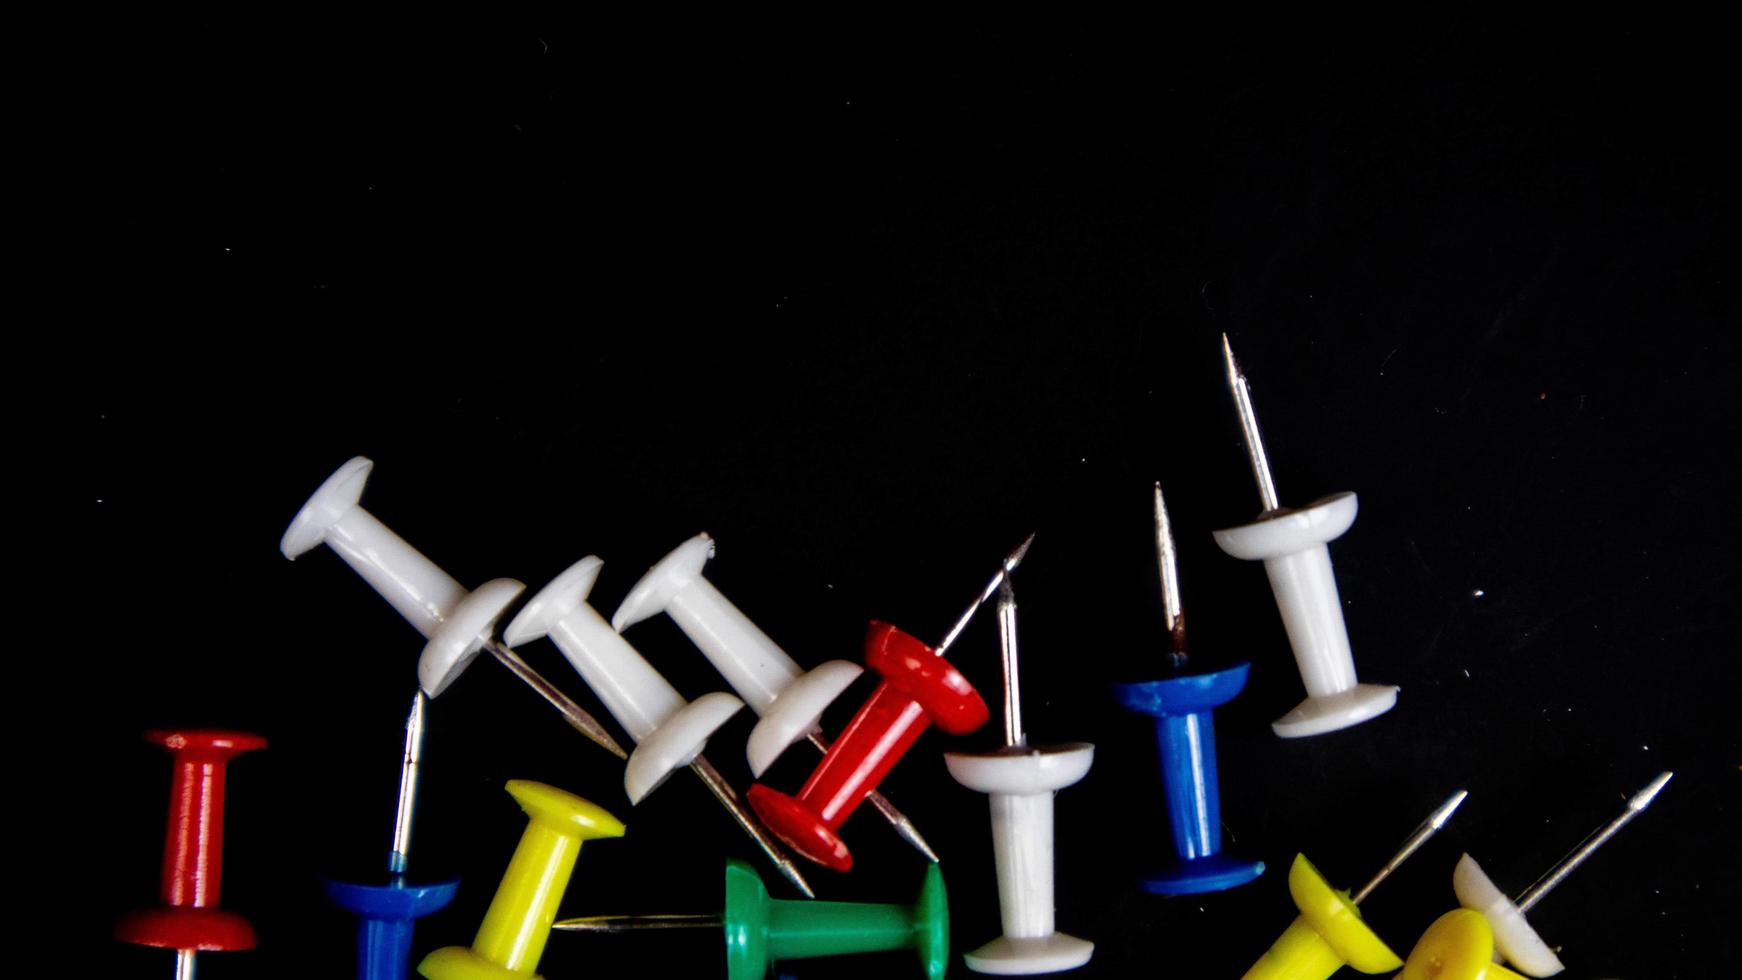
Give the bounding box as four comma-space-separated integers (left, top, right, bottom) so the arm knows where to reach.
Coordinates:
1352, 789, 1467, 906
1511, 771, 1674, 914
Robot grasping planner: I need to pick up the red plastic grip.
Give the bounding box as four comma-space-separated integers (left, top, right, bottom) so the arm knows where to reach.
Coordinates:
115, 730, 266, 952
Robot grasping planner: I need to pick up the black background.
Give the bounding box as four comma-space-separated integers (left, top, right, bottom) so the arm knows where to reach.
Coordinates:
65, 12, 1737, 978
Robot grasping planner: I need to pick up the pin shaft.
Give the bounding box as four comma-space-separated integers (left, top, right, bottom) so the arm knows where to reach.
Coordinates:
1153, 483, 1187, 666
1221, 334, 1282, 513
935, 533, 1036, 656
688, 755, 816, 898
996, 577, 1025, 748
486, 641, 630, 760
805, 732, 939, 863
554, 913, 722, 933
1351, 789, 1468, 905
1513, 771, 1672, 914
175, 949, 197, 980
388, 689, 428, 875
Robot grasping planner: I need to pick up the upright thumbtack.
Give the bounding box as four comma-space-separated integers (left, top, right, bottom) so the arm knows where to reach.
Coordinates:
1111, 484, 1266, 895
746, 536, 1032, 871
1447, 771, 1672, 977
116, 730, 267, 980
612, 533, 937, 861
502, 556, 815, 897
1212, 336, 1399, 737
943, 573, 1096, 974
1396, 910, 1529, 980
419, 781, 625, 980
281, 457, 626, 759
322, 691, 461, 980
555, 858, 950, 980
1241, 790, 1467, 980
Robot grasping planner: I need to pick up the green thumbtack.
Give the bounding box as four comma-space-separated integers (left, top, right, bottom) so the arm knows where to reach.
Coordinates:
555, 858, 948, 980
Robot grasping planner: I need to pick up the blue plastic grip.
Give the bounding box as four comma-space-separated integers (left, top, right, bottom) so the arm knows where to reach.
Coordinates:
323, 877, 460, 980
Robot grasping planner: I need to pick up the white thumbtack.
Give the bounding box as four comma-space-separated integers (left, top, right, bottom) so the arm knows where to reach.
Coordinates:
501, 556, 746, 804
1451, 771, 1672, 977
1212, 336, 1399, 737
280, 457, 625, 757
612, 533, 938, 861
283, 459, 814, 897
944, 573, 1096, 975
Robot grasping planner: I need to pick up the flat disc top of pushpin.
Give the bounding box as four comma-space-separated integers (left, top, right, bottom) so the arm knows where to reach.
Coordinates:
146, 730, 269, 753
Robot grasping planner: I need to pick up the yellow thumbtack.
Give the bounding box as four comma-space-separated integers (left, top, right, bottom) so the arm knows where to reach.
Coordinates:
420, 780, 625, 980
1396, 910, 1527, 980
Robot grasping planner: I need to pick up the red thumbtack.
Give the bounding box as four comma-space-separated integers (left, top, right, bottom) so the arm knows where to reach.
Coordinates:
116, 730, 267, 979
747, 536, 1031, 872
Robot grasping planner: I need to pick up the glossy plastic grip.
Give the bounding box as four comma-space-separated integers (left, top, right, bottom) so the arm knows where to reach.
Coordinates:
323, 879, 460, 980
116, 731, 266, 953
1398, 910, 1529, 980
747, 622, 988, 870
724, 858, 949, 980
1241, 855, 1401, 980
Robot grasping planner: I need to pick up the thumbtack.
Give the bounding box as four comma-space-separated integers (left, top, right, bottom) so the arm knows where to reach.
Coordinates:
502, 555, 816, 898
1213, 336, 1399, 737
322, 690, 461, 980
746, 536, 1031, 871
943, 572, 1096, 974
555, 858, 950, 980
1241, 790, 1467, 980
282, 456, 626, 759
1396, 910, 1529, 980
116, 730, 267, 980
1111, 484, 1265, 895
418, 780, 625, 980
1447, 771, 1672, 977
612, 532, 937, 860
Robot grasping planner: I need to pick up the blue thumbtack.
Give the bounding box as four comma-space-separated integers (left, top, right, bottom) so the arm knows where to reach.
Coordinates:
1111, 484, 1265, 895
323, 691, 459, 979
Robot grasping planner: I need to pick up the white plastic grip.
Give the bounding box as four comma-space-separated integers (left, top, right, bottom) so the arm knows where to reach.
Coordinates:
1452, 854, 1565, 977
1211, 492, 1398, 737
944, 745, 1096, 975
504, 556, 745, 804
282, 456, 523, 697
614, 533, 864, 774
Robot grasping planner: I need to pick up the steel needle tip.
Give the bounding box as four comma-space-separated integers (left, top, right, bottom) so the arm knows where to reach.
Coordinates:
1152, 482, 1186, 664
1629, 771, 1673, 811
1005, 532, 1036, 572
936, 532, 1038, 656
1351, 788, 1467, 905
1429, 788, 1470, 829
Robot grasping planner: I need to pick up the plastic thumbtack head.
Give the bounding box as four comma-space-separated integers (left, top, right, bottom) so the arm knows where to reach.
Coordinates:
723, 858, 950, 980
504, 555, 745, 804
1240, 855, 1403, 980
324, 879, 460, 980
748, 621, 990, 871
116, 731, 267, 964
612, 533, 865, 778
419, 781, 625, 980
1396, 910, 1528, 980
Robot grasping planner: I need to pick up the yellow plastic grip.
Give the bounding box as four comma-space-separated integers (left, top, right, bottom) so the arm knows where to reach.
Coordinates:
1397, 910, 1529, 980
1241, 855, 1403, 980
420, 780, 626, 980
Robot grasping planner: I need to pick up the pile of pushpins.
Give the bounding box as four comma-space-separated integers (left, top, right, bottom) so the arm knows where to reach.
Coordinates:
116, 336, 1674, 980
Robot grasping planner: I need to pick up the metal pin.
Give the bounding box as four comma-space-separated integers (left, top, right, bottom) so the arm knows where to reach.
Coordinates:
805, 731, 941, 863
996, 577, 1025, 748
1221, 333, 1282, 513
554, 913, 722, 933
1513, 771, 1672, 914
1351, 789, 1469, 905
688, 755, 816, 898
936, 532, 1036, 656
486, 641, 630, 760
388, 689, 428, 875
174, 949, 196, 980
1153, 483, 1188, 670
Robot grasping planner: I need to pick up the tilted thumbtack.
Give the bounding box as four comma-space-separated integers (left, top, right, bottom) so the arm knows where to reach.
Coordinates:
1241, 790, 1467, 980
502, 555, 816, 898
944, 572, 1096, 974
1396, 911, 1529, 980
419, 781, 625, 980
746, 535, 1032, 871
116, 730, 267, 980
612, 532, 937, 861
1446, 771, 1672, 977
281, 457, 626, 759
1111, 484, 1265, 895
322, 691, 461, 980
1213, 336, 1399, 737
555, 858, 950, 980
